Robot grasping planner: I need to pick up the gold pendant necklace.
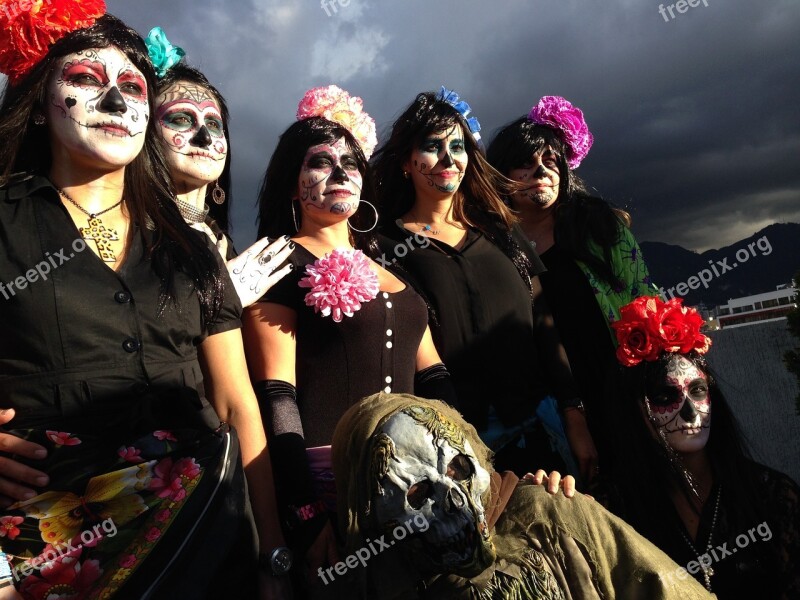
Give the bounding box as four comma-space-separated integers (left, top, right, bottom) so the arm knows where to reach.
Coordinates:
58, 188, 123, 262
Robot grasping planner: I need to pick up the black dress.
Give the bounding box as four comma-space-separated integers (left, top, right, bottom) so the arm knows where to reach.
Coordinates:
539, 244, 617, 463
260, 244, 429, 447
613, 463, 800, 599
0, 175, 256, 598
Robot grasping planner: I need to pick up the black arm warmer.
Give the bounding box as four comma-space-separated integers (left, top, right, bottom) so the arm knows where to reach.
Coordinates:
414, 363, 460, 410
253, 380, 316, 511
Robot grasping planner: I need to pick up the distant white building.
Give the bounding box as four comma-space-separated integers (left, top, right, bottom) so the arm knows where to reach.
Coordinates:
712, 286, 797, 329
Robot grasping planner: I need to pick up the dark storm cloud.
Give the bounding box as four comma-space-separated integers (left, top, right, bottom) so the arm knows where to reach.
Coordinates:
107, 0, 800, 252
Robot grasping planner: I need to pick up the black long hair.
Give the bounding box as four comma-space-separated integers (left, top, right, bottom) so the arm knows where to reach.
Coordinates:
487, 116, 631, 290
0, 14, 223, 325
256, 116, 380, 258
606, 352, 772, 547
372, 92, 537, 291
157, 62, 233, 232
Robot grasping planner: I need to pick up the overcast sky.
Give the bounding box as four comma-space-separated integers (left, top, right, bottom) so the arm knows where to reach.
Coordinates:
101, 1, 799, 251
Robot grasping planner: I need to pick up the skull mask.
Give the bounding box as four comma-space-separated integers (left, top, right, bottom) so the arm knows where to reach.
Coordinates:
369, 406, 495, 577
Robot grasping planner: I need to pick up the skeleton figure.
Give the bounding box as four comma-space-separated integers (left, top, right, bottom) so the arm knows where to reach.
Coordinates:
371, 407, 495, 578
333, 393, 714, 600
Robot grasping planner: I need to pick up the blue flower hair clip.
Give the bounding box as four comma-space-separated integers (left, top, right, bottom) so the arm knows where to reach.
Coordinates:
145, 27, 186, 79
436, 86, 482, 142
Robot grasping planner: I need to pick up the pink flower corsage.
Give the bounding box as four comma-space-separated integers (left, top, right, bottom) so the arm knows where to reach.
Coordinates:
296, 85, 378, 158
528, 95, 593, 169
298, 249, 379, 322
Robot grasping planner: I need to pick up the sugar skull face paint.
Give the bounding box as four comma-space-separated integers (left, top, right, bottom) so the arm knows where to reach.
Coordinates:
156, 82, 227, 188
405, 125, 468, 195
46, 47, 148, 169
297, 137, 363, 219
508, 147, 560, 210
646, 355, 711, 454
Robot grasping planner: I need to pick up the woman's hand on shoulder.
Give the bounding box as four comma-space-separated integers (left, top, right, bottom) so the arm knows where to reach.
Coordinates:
522, 469, 578, 498
0, 409, 49, 507
227, 237, 295, 308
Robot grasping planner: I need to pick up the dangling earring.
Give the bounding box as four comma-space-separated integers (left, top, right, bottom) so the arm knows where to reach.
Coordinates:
402, 170, 410, 179
291, 199, 301, 233
212, 181, 226, 205
348, 199, 379, 233
33, 114, 46, 126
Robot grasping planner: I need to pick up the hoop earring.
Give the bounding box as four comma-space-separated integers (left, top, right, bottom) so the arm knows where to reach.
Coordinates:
348, 199, 379, 233
212, 181, 226, 205
33, 114, 46, 126
291, 200, 301, 233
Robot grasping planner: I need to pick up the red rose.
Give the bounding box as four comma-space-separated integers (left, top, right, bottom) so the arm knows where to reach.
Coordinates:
614, 323, 660, 366
648, 299, 690, 353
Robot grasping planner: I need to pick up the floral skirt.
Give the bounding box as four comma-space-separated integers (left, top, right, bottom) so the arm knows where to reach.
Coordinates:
1, 423, 256, 599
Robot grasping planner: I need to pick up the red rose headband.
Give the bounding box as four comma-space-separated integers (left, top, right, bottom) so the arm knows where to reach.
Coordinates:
612, 296, 712, 367
0, 0, 107, 85
527, 95, 593, 170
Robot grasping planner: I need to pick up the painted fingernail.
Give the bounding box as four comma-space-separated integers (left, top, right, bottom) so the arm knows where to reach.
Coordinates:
288, 242, 296, 250
35, 476, 49, 486
34, 449, 47, 459
282, 235, 291, 241
288, 264, 295, 271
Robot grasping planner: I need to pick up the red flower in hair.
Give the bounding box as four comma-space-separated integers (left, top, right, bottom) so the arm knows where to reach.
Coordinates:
612, 296, 711, 366
0, 0, 106, 85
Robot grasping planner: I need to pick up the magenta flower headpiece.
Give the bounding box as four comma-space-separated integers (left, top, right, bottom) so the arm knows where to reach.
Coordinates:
296, 85, 378, 159
298, 249, 379, 322
527, 96, 593, 169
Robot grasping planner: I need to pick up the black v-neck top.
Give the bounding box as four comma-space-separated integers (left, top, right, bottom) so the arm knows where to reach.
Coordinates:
378, 221, 549, 430
0, 175, 241, 434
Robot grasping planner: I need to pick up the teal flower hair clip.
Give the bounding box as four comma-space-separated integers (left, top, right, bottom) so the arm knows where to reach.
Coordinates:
436, 86, 482, 142
146, 27, 185, 79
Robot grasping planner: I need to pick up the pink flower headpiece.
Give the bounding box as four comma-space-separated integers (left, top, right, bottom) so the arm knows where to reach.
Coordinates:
298, 249, 379, 322
612, 296, 712, 367
0, 0, 107, 85
296, 85, 378, 159
527, 95, 593, 169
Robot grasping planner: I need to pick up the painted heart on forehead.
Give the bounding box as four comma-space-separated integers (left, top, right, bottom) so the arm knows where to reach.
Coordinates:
46, 46, 148, 168
370, 405, 495, 577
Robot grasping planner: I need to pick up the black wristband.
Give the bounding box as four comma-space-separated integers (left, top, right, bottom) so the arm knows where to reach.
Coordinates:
414, 363, 460, 410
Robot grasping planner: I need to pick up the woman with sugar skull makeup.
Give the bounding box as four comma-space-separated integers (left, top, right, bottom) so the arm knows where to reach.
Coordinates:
487, 96, 659, 489
604, 296, 799, 598
0, 5, 287, 598
147, 28, 295, 308
372, 88, 583, 479
242, 85, 458, 597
